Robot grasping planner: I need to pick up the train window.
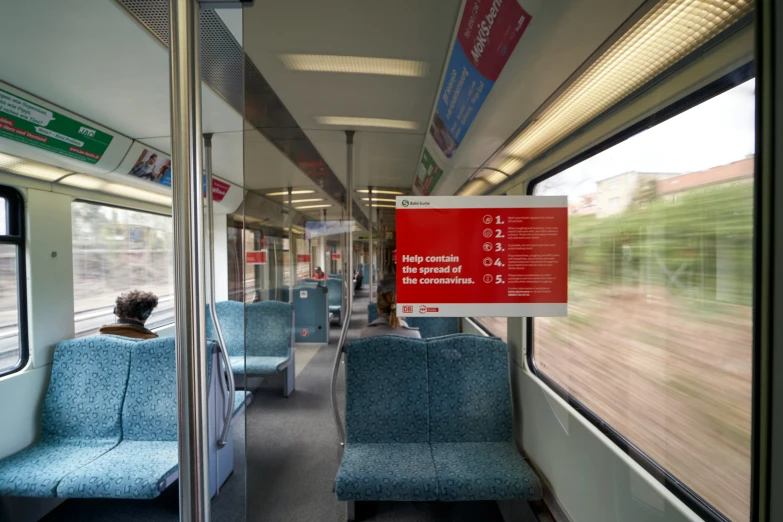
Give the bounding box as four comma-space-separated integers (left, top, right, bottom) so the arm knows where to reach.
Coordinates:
475, 317, 507, 341
0, 187, 27, 376
71, 202, 175, 336
529, 78, 754, 522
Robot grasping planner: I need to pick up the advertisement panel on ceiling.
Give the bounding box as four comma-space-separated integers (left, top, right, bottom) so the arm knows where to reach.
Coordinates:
305, 220, 355, 240
412, 0, 532, 196
431, 0, 531, 158
0, 87, 114, 164
395, 195, 567, 317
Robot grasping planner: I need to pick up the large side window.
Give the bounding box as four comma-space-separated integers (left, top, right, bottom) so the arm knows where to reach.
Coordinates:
530, 78, 754, 522
0, 186, 27, 376
71, 202, 174, 336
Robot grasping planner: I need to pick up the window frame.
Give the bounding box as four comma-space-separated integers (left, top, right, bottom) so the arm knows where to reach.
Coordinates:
0, 185, 28, 377
525, 64, 755, 522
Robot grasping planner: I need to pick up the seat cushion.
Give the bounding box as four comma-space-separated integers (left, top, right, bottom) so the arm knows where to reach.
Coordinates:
0, 441, 116, 497
56, 441, 178, 499
329, 305, 341, 313
229, 355, 287, 375
335, 443, 438, 501
431, 442, 542, 501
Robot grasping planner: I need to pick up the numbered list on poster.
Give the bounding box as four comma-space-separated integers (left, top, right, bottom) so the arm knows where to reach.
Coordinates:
395, 196, 568, 317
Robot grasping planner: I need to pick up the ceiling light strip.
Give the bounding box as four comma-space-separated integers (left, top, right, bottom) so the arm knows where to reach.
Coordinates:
315, 116, 419, 130
279, 54, 429, 77
479, 0, 752, 184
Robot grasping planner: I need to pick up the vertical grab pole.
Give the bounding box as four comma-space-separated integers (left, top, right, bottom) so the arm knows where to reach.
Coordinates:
288, 187, 295, 298
331, 130, 355, 446
368, 186, 374, 300
204, 134, 236, 450
169, 0, 210, 520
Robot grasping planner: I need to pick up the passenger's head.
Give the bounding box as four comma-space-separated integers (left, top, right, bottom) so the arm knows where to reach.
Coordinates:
114, 290, 159, 324
315, 266, 323, 275
377, 291, 400, 328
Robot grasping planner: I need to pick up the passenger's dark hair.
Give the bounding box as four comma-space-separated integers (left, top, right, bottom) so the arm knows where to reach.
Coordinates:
115, 290, 158, 322
377, 291, 400, 328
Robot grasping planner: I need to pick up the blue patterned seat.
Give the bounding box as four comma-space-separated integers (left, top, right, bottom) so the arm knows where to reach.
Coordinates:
367, 302, 379, 323
56, 338, 180, 499
335, 336, 438, 502
405, 317, 460, 338
427, 335, 542, 501
207, 300, 295, 396
334, 334, 543, 512
326, 278, 344, 325
0, 337, 134, 497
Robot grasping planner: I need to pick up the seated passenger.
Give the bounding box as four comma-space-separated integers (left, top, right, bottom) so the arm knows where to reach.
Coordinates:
313, 267, 328, 280
99, 290, 159, 339
359, 291, 420, 339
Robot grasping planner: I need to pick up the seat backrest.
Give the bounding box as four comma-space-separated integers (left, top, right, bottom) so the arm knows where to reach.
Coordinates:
328, 274, 342, 279
245, 301, 293, 358
406, 317, 460, 338
122, 337, 178, 441
268, 287, 290, 302
326, 278, 342, 307
427, 334, 512, 442
41, 336, 134, 443
206, 300, 244, 358
345, 336, 429, 443
367, 302, 379, 323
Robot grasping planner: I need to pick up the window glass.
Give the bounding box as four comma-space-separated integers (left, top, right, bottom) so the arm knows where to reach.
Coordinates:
0, 191, 24, 375
0, 197, 6, 235
71, 202, 175, 336
531, 79, 754, 522
475, 317, 507, 341
0, 243, 20, 373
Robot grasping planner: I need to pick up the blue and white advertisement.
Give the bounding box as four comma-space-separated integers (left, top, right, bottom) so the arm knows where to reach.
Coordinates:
414, 0, 532, 195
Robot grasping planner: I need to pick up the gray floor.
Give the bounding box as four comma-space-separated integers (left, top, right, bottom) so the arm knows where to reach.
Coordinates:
40, 288, 505, 522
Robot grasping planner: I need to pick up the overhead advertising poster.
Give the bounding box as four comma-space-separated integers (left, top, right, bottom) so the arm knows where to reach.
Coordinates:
396, 195, 567, 317
246, 250, 267, 265
412, 0, 532, 196
128, 148, 172, 185
0, 87, 114, 164
413, 147, 444, 196
432, 0, 531, 157
305, 220, 355, 240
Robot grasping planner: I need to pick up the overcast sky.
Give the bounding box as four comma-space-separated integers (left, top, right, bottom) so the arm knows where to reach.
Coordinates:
535, 78, 756, 197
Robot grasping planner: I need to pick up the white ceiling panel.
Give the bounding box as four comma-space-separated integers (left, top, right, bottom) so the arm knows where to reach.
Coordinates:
302, 130, 422, 190
242, 0, 461, 192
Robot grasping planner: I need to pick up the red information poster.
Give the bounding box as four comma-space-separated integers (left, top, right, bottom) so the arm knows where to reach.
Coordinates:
331, 252, 341, 260
246, 250, 267, 265
396, 196, 567, 317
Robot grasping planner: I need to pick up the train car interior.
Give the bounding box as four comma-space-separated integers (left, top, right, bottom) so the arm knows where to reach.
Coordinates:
0, 0, 778, 521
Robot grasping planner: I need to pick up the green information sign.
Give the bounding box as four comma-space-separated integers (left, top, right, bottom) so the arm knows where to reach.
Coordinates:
413, 147, 444, 196
0, 88, 113, 164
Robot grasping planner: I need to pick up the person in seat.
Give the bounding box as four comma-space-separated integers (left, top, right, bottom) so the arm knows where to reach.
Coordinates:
313, 266, 328, 280
99, 290, 159, 339
360, 291, 420, 339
